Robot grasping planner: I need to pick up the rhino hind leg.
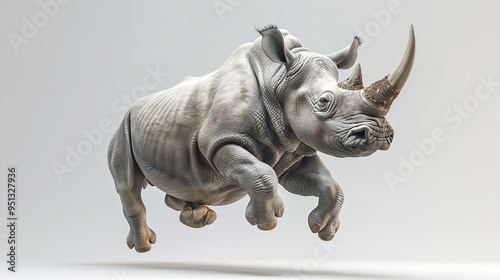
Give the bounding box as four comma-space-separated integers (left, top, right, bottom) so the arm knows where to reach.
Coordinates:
108, 113, 156, 252
164, 194, 217, 228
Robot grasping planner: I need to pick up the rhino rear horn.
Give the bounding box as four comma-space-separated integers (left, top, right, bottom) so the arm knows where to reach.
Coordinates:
362, 25, 416, 112
328, 36, 361, 69
338, 63, 364, 90
257, 25, 295, 64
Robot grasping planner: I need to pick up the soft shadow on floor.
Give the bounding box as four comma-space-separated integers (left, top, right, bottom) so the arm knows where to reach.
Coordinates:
76, 261, 413, 279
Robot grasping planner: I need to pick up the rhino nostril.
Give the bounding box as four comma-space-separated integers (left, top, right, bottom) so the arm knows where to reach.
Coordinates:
351, 130, 367, 140
350, 127, 369, 140
347, 127, 370, 146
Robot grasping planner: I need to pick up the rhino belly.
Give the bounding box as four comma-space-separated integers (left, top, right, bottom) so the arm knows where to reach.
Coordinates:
134, 138, 247, 206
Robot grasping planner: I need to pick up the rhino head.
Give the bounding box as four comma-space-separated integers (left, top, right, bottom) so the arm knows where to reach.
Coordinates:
258, 25, 415, 158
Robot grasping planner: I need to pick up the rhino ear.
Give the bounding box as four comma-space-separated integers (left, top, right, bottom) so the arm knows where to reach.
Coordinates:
328, 36, 361, 69
257, 25, 295, 64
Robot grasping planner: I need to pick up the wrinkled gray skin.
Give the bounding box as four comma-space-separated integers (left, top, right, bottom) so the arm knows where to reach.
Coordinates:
108, 25, 415, 252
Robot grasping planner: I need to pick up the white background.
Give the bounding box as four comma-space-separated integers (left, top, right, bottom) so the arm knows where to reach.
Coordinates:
1, 0, 499, 279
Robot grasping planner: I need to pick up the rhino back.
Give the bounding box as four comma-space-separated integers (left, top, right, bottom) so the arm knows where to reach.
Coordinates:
127, 44, 269, 203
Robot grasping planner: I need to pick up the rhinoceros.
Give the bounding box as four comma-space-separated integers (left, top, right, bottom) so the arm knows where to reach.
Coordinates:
108, 25, 415, 252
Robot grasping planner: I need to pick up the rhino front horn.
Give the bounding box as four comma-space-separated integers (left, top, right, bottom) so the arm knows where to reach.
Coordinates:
362, 25, 416, 113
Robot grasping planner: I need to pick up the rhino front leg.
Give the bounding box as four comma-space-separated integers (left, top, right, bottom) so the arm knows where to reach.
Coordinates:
213, 144, 284, 230
279, 154, 344, 241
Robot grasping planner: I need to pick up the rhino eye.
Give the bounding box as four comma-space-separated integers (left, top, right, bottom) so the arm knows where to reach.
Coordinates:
318, 97, 329, 105
316, 92, 333, 109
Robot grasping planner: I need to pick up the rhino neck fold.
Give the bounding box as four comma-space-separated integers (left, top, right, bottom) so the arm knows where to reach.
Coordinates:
248, 54, 301, 153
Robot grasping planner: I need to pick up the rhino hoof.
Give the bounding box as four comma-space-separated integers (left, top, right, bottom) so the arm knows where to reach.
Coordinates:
126, 227, 156, 253
308, 210, 340, 241
245, 196, 284, 230
318, 232, 334, 241
256, 220, 278, 231
179, 205, 217, 228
